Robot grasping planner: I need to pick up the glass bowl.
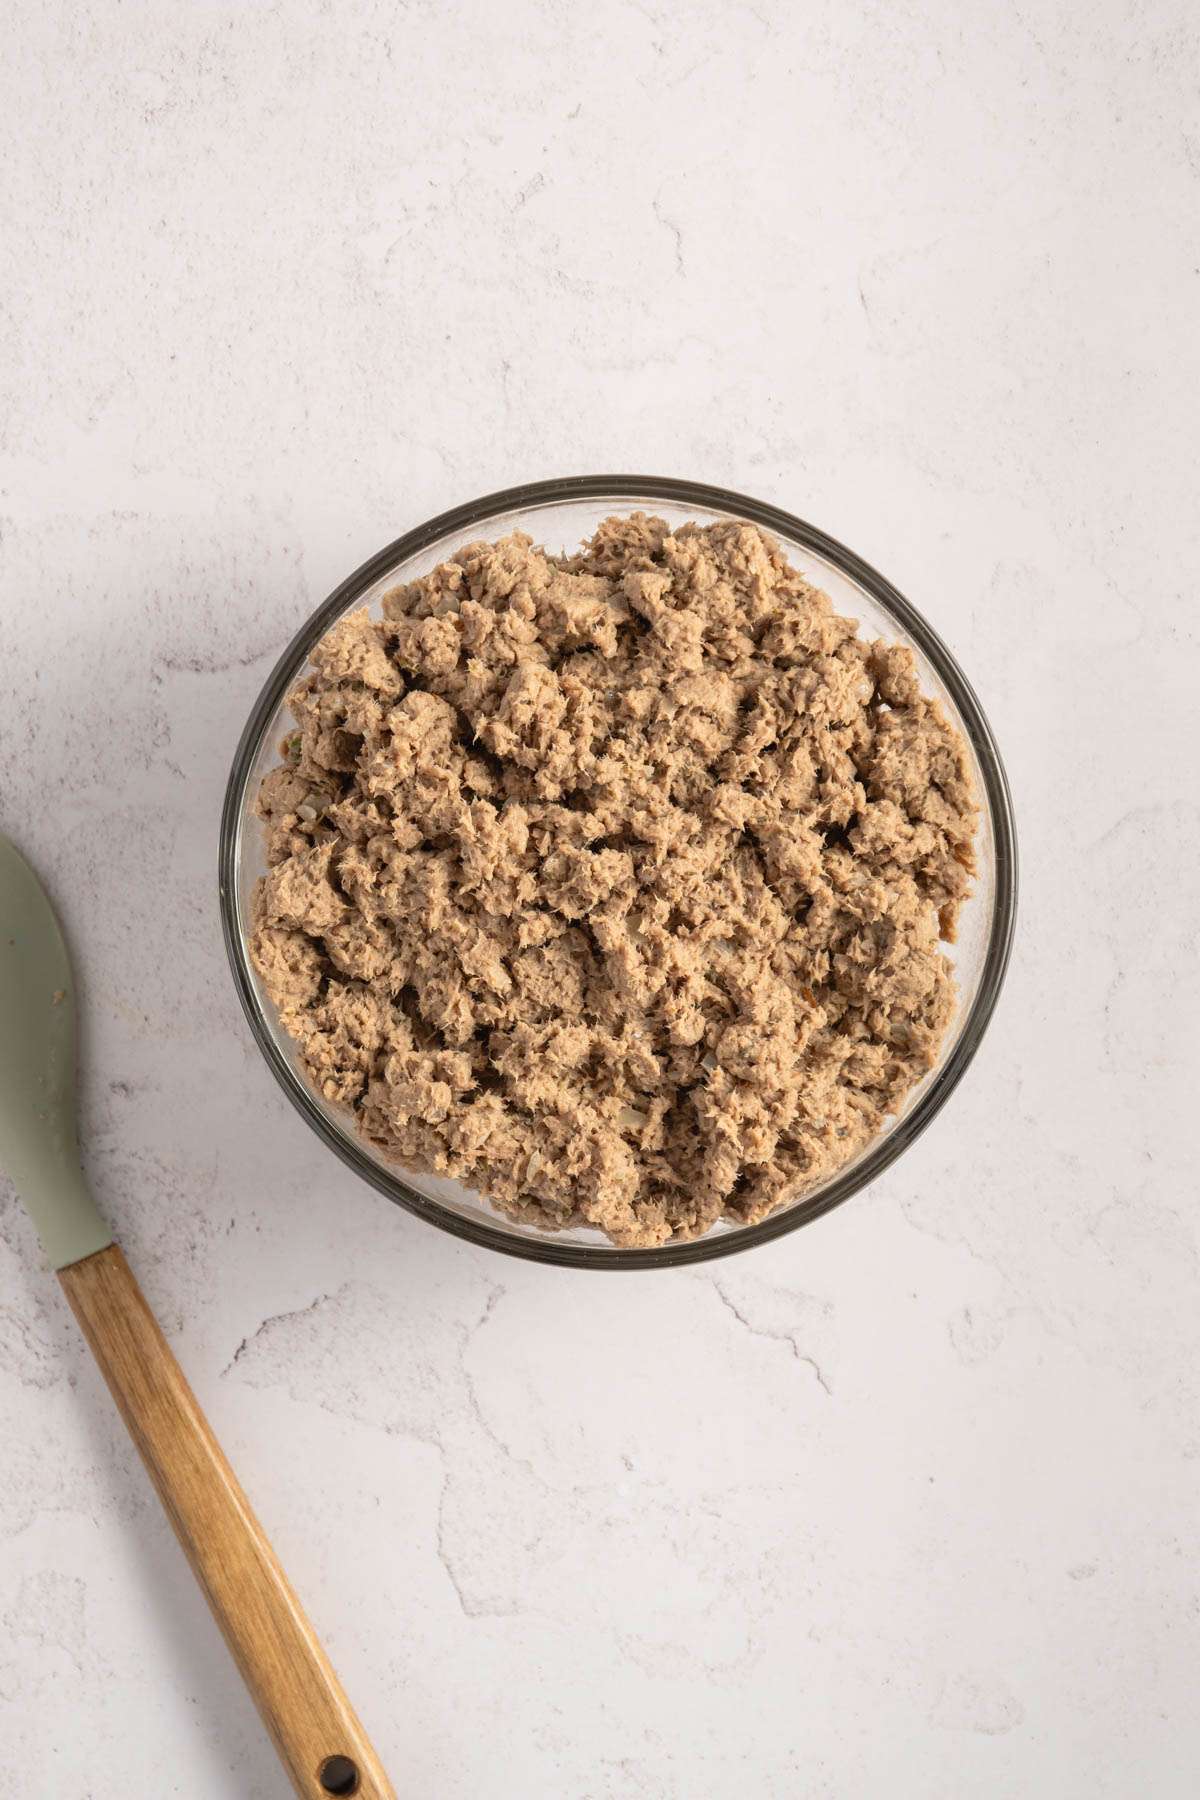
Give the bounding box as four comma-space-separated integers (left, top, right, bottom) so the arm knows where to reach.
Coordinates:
219, 477, 1017, 1268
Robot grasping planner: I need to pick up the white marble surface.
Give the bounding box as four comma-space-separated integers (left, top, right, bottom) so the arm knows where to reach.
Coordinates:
2, 2, 1198, 1794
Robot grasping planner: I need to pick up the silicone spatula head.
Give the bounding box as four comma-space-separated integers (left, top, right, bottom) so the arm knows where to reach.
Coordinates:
0, 834, 111, 1269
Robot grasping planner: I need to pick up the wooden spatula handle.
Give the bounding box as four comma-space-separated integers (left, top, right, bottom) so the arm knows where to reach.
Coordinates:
59, 1243, 396, 1800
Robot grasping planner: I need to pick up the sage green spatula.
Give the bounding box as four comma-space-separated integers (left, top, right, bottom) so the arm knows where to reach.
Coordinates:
0, 832, 395, 1800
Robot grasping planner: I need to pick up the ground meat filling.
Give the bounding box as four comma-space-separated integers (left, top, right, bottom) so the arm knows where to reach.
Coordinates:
251, 515, 977, 1247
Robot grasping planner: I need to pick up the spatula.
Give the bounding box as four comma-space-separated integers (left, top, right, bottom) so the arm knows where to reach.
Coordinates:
0, 832, 396, 1800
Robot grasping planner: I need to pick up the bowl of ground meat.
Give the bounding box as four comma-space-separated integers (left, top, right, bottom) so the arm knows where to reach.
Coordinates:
219, 477, 1016, 1266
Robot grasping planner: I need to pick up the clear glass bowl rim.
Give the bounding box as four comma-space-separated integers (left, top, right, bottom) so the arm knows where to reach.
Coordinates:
218, 474, 1018, 1269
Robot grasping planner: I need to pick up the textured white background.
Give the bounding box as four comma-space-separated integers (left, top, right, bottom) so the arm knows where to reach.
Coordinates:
2, 2, 1198, 1795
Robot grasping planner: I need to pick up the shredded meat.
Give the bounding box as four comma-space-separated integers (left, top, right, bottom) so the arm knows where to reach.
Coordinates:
250, 515, 977, 1246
